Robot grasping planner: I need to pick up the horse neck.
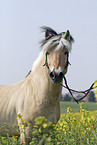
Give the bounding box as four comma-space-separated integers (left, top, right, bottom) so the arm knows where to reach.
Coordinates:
31, 51, 62, 102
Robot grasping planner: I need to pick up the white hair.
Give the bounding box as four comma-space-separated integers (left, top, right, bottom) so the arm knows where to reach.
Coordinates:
42, 36, 72, 52
41, 26, 74, 52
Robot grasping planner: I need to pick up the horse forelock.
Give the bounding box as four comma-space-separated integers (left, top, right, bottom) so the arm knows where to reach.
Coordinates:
41, 27, 74, 52
41, 37, 72, 53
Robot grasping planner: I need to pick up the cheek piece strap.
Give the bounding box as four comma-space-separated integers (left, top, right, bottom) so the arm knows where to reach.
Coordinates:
43, 51, 50, 71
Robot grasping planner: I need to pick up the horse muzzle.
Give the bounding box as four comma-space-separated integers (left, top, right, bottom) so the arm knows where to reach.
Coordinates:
49, 71, 64, 83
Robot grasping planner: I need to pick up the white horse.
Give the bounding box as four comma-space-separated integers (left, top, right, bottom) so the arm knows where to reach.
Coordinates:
0, 26, 74, 144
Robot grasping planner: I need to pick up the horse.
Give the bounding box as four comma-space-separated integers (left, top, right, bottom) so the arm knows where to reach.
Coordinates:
0, 26, 74, 144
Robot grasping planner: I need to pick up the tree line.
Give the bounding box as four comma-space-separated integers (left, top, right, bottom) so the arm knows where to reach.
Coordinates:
61, 91, 96, 102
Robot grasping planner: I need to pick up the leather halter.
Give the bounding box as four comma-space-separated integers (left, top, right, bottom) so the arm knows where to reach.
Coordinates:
43, 51, 70, 75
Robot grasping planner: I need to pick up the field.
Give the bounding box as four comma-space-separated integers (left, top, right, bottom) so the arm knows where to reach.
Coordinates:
60, 101, 97, 114
0, 102, 97, 145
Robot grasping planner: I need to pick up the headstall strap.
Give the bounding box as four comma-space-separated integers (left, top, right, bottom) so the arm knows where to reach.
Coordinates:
43, 51, 50, 70
64, 52, 70, 73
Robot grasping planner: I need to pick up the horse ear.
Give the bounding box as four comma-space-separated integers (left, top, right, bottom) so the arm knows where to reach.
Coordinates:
70, 35, 74, 43
63, 30, 70, 41
63, 30, 74, 42
45, 29, 53, 39
45, 29, 57, 39
41, 26, 57, 39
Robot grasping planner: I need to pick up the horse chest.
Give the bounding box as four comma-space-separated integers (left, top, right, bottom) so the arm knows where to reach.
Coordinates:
36, 99, 60, 123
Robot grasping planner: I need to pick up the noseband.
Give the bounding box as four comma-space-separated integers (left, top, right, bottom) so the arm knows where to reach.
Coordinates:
43, 51, 96, 103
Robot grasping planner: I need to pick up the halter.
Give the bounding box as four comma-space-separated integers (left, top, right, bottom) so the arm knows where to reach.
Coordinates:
43, 51, 95, 104
43, 51, 50, 71
43, 51, 70, 75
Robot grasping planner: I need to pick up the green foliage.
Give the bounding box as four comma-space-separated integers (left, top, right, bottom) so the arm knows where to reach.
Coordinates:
88, 91, 96, 102
0, 103, 97, 145
0, 136, 20, 145
30, 116, 54, 145
61, 93, 71, 101
30, 103, 97, 144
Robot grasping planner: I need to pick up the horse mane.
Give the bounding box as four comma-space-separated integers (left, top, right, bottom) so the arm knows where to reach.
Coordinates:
41, 26, 74, 52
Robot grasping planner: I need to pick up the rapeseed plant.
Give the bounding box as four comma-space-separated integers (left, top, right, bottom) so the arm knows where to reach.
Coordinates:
0, 103, 97, 144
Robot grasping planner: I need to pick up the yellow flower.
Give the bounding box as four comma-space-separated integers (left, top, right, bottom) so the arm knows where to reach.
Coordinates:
63, 122, 67, 127
20, 124, 24, 129
91, 115, 95, 121
95, 89, 97, 94
22, 119, 25, 123
4, 123, 8, 126
39, 128, 42, 133
67, 107, 72, 113
43, 123, 47, 128
64, 131, 66, 135
17, 113, 23, 121
17, 117, 20, 121
80, 105, 83, 110
93, 80, 97, 89
35, 116, 47, 125
95, 90, 97, 98
60, 123, 63, 127
87, 117, 91, 122
1, 137, 4, 141
95, 94, 97, 98
26, 121, 31, 126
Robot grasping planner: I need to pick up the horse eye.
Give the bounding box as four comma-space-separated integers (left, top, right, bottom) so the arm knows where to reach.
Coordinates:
64, 51, 68, 55
46, 51, 49, 55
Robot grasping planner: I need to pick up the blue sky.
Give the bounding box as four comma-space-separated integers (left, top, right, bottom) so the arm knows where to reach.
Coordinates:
0, 0, 97, 93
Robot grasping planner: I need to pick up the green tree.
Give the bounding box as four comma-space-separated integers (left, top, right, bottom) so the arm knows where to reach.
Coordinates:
64, 93, 71, 101
88, 91, 96, 102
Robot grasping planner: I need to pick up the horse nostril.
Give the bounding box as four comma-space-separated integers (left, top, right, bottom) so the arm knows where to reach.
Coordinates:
59, 72, 64, 79
49, 71, 64, 83
49, 72, 55, 80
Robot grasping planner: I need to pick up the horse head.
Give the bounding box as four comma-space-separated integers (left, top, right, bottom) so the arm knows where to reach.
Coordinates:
41, 26, 74, 83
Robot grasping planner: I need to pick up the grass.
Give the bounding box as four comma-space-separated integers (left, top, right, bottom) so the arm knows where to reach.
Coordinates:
60, 101, 97, 114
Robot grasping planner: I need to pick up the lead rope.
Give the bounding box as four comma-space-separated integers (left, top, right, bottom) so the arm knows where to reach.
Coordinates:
43, 51, 97, 103
60, 76, 95, 104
